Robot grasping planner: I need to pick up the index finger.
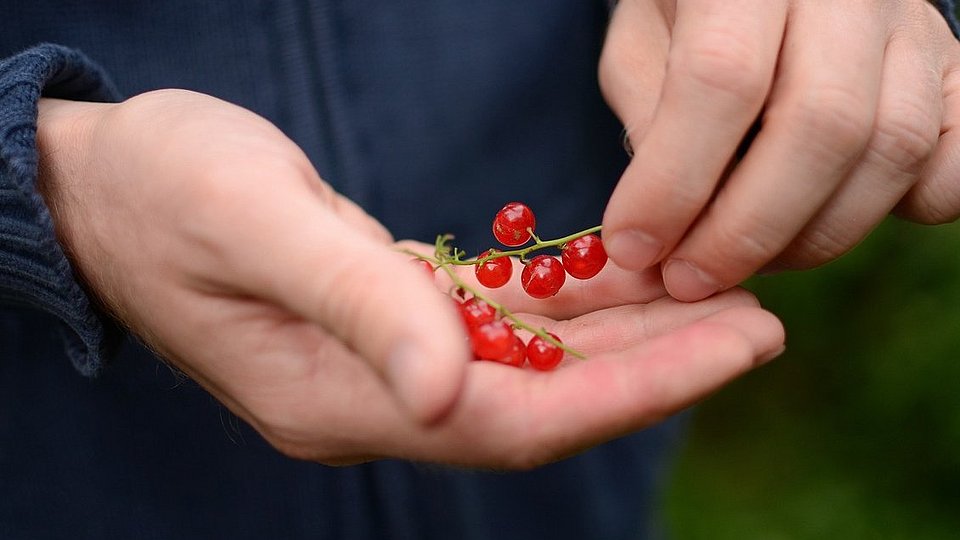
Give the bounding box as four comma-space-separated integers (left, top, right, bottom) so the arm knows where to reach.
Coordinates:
602, 0, 787, 271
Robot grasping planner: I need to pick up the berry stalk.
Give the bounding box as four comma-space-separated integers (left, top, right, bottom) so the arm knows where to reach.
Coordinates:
449, 225, 603, 266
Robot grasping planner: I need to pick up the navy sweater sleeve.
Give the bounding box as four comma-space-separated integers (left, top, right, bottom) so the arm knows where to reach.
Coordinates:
0, 44, 122, 376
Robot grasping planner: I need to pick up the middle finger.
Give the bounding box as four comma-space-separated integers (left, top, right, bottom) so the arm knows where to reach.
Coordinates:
663, 1, 886, 301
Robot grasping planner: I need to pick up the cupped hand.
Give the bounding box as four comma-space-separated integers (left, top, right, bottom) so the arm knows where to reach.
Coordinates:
601, 0, 960, 301
36, 90, 783, 468
37, 89, 470, 424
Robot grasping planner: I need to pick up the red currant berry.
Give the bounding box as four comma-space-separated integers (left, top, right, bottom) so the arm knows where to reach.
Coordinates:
488, 334, 526, 368
458, 297, 497, 328
561, 234, 607, 280
493, 202, 536, 247
475, 249, 512, 288
521, 255, 566, 299
470, 320, 514, 360
527, 333, 564, 371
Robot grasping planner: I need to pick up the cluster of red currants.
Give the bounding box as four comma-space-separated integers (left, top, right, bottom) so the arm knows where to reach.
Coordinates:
477, 202, 608, 298
410, 202, 607, 370
456, 202, 608, 370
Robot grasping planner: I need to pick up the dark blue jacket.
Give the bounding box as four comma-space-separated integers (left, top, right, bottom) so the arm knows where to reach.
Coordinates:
1, 1, 956, 539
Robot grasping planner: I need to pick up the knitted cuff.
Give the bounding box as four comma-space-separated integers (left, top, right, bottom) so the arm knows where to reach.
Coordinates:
0, 43, 123, 376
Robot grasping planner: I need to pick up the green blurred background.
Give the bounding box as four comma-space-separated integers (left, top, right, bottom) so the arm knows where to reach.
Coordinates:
664, 217, 960, 539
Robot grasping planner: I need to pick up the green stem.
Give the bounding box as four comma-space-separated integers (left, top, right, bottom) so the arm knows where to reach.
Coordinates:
448, 225, 603, 265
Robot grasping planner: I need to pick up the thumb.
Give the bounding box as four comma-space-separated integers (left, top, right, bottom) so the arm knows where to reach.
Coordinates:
239, 194, 471, 425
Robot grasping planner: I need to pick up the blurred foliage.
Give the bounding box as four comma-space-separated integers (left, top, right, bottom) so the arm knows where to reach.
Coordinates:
664, 218, 960, 539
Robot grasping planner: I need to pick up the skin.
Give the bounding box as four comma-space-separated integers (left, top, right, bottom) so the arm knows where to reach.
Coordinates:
601, 0, 960, 301
35, 91, 783, 468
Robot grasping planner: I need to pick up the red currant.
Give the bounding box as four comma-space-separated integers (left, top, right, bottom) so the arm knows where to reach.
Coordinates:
459, 297, 497, 328
475, 249, 512, 288
493, 202, 536, 247
561, 234, 607, 280
521, 255, 566, 299
470, 320, 514, 360
490, 334, 526, 368
527, 333, 564, 371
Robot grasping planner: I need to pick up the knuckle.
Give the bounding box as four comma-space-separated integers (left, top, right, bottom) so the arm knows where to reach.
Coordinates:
868, 105, 938, 175
782, 85, 875, 161
676, 29, 769, 105
639, 164, 713, 217
783, 227, 854, 270
711, 216, 783, 269
901, 184, 960, 225
925, 205, 960, 225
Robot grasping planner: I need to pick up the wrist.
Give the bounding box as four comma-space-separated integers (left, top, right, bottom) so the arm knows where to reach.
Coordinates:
36, 98, 108, 187
35, 98, 121, 315
35, 98, 105, 250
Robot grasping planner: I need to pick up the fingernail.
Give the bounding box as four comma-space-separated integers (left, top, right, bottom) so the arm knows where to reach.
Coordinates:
385, 341, 432, 420
759, 344, 786, 365
663, 259, 721, 301
604, 229, 663, 270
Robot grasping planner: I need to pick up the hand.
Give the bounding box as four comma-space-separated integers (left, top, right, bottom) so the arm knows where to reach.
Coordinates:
37, 90, 470, 424
600, 0, 960, 301
36, 90, 783, 468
